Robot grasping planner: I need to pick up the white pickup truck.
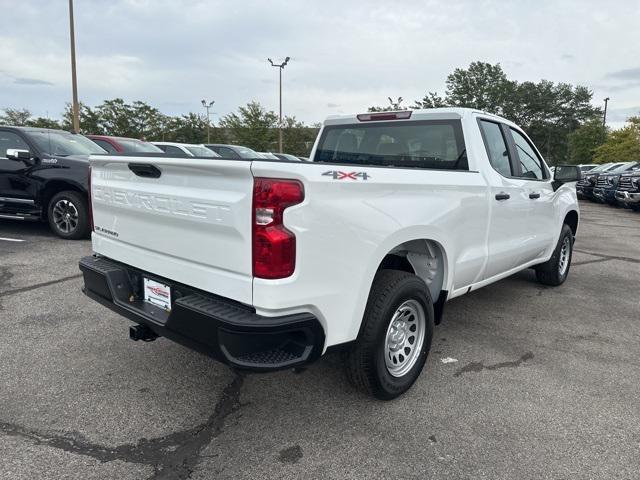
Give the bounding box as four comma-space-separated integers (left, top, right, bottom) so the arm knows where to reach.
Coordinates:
79, 108, 581, 399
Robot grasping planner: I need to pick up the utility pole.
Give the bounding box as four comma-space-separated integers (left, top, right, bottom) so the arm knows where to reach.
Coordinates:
201, 99, 215, 143
68, 0, 80, 132
603, 97, 610, 128
268, 57, 290, 153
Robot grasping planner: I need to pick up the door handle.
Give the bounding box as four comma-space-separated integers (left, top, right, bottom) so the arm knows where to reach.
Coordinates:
495, 192, 510, 201
529, 192, 541, 199
128, 163, 161, 178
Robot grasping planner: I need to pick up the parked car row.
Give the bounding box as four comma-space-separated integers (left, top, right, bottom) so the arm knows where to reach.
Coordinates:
0, 126, 308, 238
576, 161, 640, 211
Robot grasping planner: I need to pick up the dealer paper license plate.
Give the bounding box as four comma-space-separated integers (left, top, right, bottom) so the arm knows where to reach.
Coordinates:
143, 278, 172, 310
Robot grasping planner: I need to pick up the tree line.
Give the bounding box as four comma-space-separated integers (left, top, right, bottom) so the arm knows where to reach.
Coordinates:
2, 61, 638, 162
369, 62, 639, 165
0, 100, 319, 156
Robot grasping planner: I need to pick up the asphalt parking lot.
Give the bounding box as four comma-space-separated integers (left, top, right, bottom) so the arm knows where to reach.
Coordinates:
1, 200, 639, 480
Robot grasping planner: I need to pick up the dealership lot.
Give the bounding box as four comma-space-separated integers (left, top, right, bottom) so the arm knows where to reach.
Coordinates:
0, 200, 638, 480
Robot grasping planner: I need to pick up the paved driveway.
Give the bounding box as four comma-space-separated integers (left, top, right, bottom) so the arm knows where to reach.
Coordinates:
1, 200, 638, 479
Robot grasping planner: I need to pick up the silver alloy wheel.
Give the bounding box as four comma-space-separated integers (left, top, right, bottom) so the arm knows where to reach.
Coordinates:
558, 236, 571, 276
52, 199, 79, 234
384, 299, 426, 377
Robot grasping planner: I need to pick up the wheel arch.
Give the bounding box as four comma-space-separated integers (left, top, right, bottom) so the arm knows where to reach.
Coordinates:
371, 233, 451, 325
39, 179, 86, 218
564, 209, 579, 236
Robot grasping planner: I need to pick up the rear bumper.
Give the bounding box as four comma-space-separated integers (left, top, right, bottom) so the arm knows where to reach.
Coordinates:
615, 190, 640, 205
79, 256, 325, 371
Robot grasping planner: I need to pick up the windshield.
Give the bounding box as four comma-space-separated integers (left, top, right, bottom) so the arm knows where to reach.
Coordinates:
29, 131, 106, 156
259, 152, 280, 160
611, 162, 638, 173
314, 120, 467, 170
235, 147, 260, 159
118, 139, 164, 153
604, 163, 625, 171
185, 145, 220, 157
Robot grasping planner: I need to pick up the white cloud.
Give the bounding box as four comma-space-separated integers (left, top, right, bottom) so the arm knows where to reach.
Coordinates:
1, 0, 639, 124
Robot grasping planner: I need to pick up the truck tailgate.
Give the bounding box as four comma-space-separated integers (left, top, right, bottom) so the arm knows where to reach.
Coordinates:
89, 156, 254, 305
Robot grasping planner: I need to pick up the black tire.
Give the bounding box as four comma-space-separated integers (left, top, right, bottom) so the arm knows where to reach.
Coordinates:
535, 224, 573, 286
345, 270, 434, 400
47, 191, 90, 240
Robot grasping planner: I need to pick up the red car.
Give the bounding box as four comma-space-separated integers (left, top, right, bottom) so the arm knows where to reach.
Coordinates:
86, 135, 164, 154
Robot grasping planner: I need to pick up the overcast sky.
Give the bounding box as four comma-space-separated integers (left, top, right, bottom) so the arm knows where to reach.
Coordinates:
1, 0, 639, 128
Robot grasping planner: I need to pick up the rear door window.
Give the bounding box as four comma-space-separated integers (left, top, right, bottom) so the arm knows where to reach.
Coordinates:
478, 120, 512, 177
314, 120, 467, 170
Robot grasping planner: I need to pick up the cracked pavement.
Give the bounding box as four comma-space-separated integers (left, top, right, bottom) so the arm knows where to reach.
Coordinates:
1, 200, 639, 479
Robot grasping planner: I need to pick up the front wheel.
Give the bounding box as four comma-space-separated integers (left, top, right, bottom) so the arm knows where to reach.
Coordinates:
535, 224, 574, 286
345, 270, 434, 400
47, 191, 90, 239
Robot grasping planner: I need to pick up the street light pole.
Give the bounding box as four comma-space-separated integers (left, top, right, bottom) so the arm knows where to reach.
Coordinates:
201, 99, 215, 143
268, 57, 290, 153
68, 0, 80, 132
603, 97, 610, 128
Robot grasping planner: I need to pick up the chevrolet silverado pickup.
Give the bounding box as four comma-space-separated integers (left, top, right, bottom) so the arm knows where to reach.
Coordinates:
616, 169, 640, 210
79, 108, 581, 400
0, 126, 106, 238
593, 162, 640, 204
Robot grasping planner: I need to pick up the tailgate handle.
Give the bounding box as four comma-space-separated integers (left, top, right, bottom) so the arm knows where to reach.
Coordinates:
128, 163, 161, 178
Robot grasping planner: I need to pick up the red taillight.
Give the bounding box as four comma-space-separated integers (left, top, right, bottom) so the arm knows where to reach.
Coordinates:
88, 166, 94, 232
252, 178, 304, 279
357, 111, 412, 122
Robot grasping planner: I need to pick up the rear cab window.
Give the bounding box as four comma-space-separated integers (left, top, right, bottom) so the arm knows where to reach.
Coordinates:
313, 119, 467, 170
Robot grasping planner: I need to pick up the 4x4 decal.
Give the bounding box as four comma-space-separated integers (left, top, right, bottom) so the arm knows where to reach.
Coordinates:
322, 170, 370, 181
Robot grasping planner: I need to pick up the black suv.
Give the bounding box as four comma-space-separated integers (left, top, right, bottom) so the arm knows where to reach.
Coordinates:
0, 126, 105, 239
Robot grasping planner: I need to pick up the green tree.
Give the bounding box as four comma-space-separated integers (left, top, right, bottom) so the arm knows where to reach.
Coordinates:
282, 116, 319, 156
567, 120, 608, 164
62, 102, 101, 133
218, 101, 278, 151
413, 92, 447, 109
412, 62, 603, 163
369, 97, 405, 112
0, 108, 32, 126
160, 112, 214, 143
94, 98, 136, 137
26, 117, 62, 129
442, 62, 515, 114
593, 117, 640, 164
130, 101, 168, 140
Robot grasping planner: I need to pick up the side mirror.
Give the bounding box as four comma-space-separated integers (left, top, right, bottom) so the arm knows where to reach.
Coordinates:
552, 165, 582, 191
6, 148, 32, 162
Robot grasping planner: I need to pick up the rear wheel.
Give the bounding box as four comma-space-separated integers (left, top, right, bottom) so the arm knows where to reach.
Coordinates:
47, 191, 90, 239
535, 224, 573, 286
345, 270, 434, 400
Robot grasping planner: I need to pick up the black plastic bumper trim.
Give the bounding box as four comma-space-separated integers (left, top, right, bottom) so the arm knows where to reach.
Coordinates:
79, 255, 325, 371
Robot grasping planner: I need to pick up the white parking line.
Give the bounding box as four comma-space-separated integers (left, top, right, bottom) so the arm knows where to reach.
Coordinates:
0, 237, 25, 242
